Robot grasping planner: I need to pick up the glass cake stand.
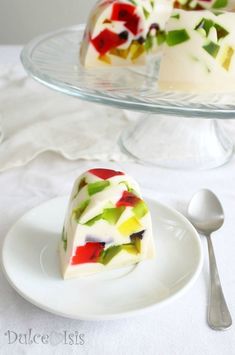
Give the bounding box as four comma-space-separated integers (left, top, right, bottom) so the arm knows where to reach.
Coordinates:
20, 25, 235, 169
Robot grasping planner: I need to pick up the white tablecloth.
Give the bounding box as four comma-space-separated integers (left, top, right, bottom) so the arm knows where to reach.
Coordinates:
0, 46, 235, 355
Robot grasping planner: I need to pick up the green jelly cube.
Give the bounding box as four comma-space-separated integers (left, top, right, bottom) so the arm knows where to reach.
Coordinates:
145, 35, 154, 51
61, 226, 67, 251
63, 239, 67, 251
133, 201, 148, 219
166, 29, 190, 46
171, 13, 180, 20
143, 8, 150, 19
203, 41, 220, 58
85, 214, 103, 226
194, 18, 214, 37
99, 245, 123, 265
102, 206, 125, 225
212, 0, 228, 8
157, 31, 166, 46
194, 18, 229, 41
87, 181, 110, 196
99, 242, 139, 265
72, 199, 90, 222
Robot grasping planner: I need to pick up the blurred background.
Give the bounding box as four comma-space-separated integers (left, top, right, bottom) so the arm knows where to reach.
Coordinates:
0, 0, 97, 44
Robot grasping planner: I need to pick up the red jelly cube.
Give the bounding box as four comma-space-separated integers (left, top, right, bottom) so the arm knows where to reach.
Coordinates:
116, 191, 141, 207
111, 3, 140, 35
111, 3, 135, 22
71, 242, 104, 265
124, 13, 140, 35
91, 29, 127, 55
88, 168, 124, 180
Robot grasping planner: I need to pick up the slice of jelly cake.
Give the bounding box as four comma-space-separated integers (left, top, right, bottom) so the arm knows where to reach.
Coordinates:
159, 10, 235, 92
80, 0, 174, 67
60, 168, 155, 279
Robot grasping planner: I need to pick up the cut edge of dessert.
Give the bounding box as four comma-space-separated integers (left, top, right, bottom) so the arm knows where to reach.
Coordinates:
158, 9, 235, 92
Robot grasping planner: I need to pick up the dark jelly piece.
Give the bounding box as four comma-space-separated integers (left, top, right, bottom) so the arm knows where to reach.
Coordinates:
119, 31, 129, 40
130, 230, 145, 241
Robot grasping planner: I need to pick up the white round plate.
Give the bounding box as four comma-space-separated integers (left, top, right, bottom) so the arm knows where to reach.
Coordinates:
2, 194, 203, 321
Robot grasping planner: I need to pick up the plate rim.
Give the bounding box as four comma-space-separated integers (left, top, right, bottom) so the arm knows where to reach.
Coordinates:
1, 193, 203, 321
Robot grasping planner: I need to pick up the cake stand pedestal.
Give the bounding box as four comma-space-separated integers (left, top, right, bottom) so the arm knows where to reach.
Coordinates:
122, 115, 233, 169
20, 25, 235, 170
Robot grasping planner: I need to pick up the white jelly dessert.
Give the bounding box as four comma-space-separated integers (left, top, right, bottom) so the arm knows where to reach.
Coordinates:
80, 0, 174, 67
60, 168, 155, 279
174, 0, 235, 11
159, 10, 235, 92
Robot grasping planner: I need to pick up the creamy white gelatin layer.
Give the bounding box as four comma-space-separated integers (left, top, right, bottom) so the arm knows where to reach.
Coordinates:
59, 168, 155, 279
174, 0, 235, 11
159, 10, 235, 92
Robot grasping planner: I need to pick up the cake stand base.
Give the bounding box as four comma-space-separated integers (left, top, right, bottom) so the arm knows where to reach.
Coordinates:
121, 115, 234, 170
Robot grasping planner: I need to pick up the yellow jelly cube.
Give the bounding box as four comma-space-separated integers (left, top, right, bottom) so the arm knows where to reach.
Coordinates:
132, 46, 145, 61
109, 47, 129, 59
118, 217, 142, 236
98, 54, 111, 64
220, 46, 234, 71
129, 41, 145, 61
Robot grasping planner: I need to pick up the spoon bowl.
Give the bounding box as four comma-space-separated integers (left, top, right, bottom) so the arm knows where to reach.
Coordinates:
188, 189, 224, 236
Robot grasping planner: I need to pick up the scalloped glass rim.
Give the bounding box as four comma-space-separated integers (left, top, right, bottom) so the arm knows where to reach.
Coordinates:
20, 25, 235, 119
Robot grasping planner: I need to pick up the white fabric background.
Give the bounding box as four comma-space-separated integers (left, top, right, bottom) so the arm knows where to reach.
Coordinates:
0, 47, 235, 355
0, 1, 97, 44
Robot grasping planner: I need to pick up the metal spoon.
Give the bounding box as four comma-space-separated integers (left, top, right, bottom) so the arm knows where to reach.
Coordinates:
188, 189, 232, 330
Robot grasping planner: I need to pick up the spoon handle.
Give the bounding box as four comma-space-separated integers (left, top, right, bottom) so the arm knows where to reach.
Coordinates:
207, 235, 232, 330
